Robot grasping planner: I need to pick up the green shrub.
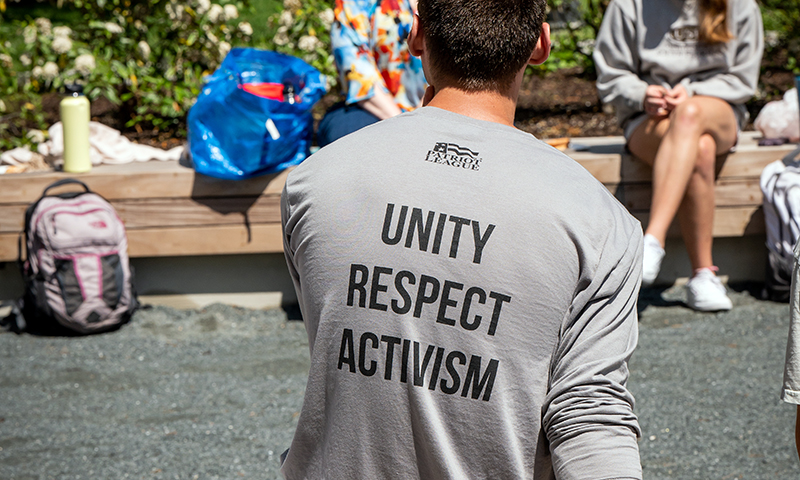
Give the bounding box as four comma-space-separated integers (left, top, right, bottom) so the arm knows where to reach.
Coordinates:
760, 0, 800, 73
530, 0, 609, 76
0, 0, 254, 149
262, 0, 336, 90
1, 0, 798, 151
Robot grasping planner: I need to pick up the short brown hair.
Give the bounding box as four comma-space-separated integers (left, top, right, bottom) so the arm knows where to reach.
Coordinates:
416, 0, 547, 91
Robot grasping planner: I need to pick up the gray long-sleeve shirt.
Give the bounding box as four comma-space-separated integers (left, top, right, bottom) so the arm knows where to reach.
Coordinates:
280, 107, 643, 479
594, 0, 764, 128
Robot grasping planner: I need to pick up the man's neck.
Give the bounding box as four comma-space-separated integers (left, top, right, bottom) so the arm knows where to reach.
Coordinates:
425, 86, 519, 127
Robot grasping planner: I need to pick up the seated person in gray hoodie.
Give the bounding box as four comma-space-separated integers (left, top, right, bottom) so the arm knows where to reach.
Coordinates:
280, 0, 644, 478
594, 0, 764, 311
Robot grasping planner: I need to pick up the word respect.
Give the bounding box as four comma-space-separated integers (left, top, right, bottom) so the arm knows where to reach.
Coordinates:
347, 263, 511, 337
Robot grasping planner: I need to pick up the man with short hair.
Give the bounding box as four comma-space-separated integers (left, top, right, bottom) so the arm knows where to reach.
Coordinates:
280, 0, 643, 478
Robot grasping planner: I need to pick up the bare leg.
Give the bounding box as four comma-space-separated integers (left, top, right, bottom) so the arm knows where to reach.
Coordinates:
627, 96, 738, 270
796, 405, 800, 460
676, 134, 719, 270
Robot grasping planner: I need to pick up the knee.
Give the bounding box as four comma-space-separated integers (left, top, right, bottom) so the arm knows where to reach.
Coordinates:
695, 134, 717, 178
670, 100, 704, 132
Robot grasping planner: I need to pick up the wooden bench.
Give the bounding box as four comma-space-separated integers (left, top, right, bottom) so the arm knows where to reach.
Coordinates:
0, 131, 795, 263
0, 161, 290, 261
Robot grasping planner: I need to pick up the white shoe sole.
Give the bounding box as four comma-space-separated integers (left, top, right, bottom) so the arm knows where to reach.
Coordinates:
686, 293, 733, 312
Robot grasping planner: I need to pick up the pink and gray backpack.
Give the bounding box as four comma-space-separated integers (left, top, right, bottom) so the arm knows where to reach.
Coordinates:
9, 179, 138, 334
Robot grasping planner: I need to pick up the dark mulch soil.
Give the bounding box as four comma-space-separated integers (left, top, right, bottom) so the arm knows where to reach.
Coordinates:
516, 68, 623, 139
37, 68, 797, 147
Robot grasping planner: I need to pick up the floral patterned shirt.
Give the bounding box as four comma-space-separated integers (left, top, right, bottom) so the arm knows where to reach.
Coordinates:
332, 0, 427, 111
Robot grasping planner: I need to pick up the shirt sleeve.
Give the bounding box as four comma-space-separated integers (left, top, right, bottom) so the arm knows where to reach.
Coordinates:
331, 0, 389, 105
543, 210, 644, 480
594, 0, 649, 122
281, 180, 302, 311
685, 3, 764, 104
782, 243, 800, 404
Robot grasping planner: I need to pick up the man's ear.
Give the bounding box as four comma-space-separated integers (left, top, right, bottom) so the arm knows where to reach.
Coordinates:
408, 12, 424, 57
528, 22, 551, 66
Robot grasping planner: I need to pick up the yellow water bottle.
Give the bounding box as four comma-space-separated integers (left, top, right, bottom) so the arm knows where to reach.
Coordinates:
60, 84, 91, 173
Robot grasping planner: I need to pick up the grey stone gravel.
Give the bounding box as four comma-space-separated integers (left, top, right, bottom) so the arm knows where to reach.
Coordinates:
1, 286, 799, 479
635, 284, 800, 479
0, 305, 309, 480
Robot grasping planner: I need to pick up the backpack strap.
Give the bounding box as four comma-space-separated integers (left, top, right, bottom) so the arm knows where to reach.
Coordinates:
40, 178, 91, 196
19, 178, 93, 266
16, 231, 24, 272
782, 145, 800, 166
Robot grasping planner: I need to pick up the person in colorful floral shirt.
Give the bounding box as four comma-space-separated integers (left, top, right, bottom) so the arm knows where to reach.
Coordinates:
317, 0, 428, 146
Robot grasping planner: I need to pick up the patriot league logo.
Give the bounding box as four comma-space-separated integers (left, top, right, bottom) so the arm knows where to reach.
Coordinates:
426, 143, 483, 171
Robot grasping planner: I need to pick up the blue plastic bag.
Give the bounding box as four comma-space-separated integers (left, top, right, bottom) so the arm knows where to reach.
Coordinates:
187, 48, 327, 180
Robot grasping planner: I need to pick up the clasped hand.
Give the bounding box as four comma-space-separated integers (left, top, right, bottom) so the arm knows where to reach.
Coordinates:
644, 84, 688, 117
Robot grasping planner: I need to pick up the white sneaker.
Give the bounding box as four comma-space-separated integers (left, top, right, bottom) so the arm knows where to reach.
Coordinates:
642, 234, 665, 287
685, 268, 733, 311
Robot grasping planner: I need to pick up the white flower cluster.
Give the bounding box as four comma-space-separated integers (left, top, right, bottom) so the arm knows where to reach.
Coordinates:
207, 3, 239, 24
166, 2, 185, 21
207, 4, 224, 23
35, 18, 52, 36
104, 22, 124, 34
43, 62, 59, 80
75, 53, 96, 75
34, 61, 59, 81
0, 54, 12, 69
319, 8, 335, 28
138, 41, 152, 60
53, 26, 72, 38
238, 22, 253, 36
280, 10, 293, 27
196, 0, 211, 15
283, 0, 302, 12
298, 35, 323, 53
274, 26, 290, 46
219, 41, 231, 58
273, 10, 294, 47
765, 30, 781, 49
224, 4, 238, 20
52, 36, 72, 54
23, 25, 37, 45
204, 28, 220, 46
52, 25, 73, 55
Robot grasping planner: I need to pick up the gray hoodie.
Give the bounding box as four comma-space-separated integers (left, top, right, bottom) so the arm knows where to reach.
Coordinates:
594, 0, 764, 128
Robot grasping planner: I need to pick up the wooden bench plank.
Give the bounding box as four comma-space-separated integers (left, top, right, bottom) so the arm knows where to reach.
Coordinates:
633, 205, 764, 238
0, 195, 282, 233
126, 224, 284, 256
115, 196, 281, 229
569, 131, 797, 181
0, 223, 285, 260
612, 177, 764, 211
0, 161, 291, 202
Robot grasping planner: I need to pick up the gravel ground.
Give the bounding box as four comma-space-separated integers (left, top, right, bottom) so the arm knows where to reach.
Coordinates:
0, 305, 309, 480
1, 285, 799, 479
